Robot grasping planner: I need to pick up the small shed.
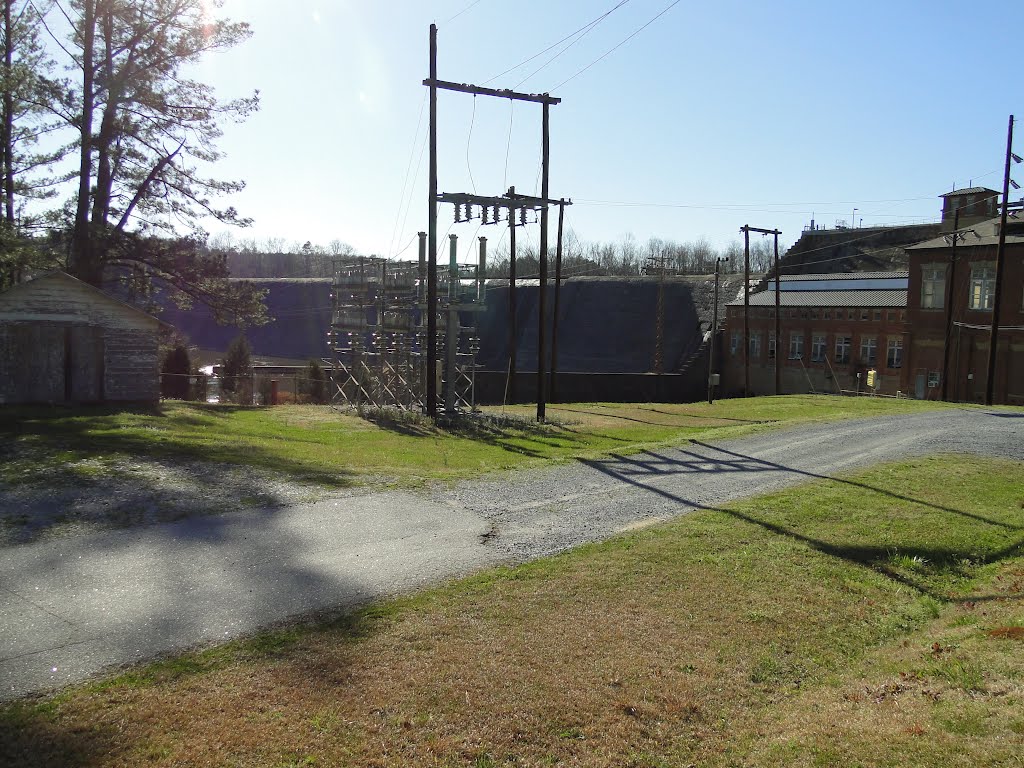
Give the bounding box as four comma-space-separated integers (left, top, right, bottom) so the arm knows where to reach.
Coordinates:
0, 271, 169, 405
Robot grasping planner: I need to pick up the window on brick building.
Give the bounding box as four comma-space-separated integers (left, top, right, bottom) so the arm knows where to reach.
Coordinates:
873, 309, 881, 321
860, 335, 877, 365
886, 338, 903, 369
835, 336, 851, 364
789, 332, 804, 359
768, 332, 776, 360
749, 333, 761, 358
730, 331, 741, 356
811, 334, 827, 362
860, 309, 869, 321
969, 264, 995, 310
921, 266, 945, 309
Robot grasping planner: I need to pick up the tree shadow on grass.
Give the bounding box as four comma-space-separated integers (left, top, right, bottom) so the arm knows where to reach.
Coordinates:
0, 707, 123, 768
550, 404, 769, 428
0, 404, 356, 543
580, 444, 1024, 604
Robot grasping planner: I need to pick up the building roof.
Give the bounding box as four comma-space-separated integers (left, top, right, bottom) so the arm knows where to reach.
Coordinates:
728, 289, 907, 308
907, 215, 1024, 250
0, 271, 171, 329
939, 187, 999, 197
777, 271, 908, 281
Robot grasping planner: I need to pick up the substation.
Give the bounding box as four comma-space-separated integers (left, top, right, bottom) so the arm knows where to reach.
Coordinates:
329, 23, 570, 419
327, 241, 486, 413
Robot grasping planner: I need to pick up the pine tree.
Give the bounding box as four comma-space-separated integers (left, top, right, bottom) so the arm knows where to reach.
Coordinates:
220, 334, 252, 399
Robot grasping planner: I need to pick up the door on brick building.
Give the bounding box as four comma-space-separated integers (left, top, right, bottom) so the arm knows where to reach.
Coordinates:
915, 372, 926, 400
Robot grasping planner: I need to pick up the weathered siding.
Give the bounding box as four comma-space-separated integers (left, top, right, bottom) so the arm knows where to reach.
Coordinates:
0, 323, 65, 403
103, 329, 160, 402
0, 272, 165, 405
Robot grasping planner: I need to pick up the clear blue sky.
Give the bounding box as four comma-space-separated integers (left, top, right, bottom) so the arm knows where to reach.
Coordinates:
198, 0, 1024, 260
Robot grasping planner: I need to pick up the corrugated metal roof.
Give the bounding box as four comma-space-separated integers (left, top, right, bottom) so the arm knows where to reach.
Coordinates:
778, 271, 908, 281
727, 289, 907, 308
939, 187, 999, 197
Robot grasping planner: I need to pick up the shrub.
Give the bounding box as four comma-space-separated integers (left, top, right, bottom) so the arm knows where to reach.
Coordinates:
160, 344, 192, 400
299, 358, 328, 404
221, 334, 253, 402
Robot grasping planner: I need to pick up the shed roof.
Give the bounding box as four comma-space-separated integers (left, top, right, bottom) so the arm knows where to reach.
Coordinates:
0, 271, 171, 329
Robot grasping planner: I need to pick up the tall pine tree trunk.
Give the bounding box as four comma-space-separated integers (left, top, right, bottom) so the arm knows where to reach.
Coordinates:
3, 0, 14, 225
71, 0, 97, 283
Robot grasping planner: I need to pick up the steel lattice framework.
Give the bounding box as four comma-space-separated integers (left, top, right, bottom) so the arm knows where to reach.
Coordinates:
328, 246, 486, 412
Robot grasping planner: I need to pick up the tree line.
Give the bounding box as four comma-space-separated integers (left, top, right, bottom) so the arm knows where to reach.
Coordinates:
207, 230, 783, 280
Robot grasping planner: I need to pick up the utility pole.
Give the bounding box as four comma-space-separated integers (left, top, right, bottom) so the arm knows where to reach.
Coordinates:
537, 102, 550, 423
426, 24, 438, 418
741, 226, 750, 397
940, 208, 960, 402
707, 256, 728, 404
550, 199, 566, 403
507, 186, 517, 404
739, 225, 782, 398
773, 231, 781, 396
985, 114, 1016, 406
445, 234, 458, 416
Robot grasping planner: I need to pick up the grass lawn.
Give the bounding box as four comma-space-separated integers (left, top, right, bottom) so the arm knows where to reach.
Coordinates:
0, 394, 958, 490
2, 453, 1022, 767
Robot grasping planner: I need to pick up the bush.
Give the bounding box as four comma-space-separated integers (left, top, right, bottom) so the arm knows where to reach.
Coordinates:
160, 344, 192, 400
299, 358, 328, 404
221, 334, 253, 402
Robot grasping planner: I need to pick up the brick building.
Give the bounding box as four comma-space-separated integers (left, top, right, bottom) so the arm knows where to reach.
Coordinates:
905, 214, 1024, 404
720, 272, 909, 396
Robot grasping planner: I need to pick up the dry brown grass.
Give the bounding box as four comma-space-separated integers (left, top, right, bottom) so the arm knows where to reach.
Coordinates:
2, 455, 1022, 767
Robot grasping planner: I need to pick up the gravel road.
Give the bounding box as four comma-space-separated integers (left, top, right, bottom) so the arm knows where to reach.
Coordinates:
1, 408, 1021, 701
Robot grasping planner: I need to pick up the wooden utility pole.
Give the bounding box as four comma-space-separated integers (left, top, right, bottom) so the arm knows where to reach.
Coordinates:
985, 114, 1015, 406
707, 256, 727, 404
550, 199, 565, 403
741, 226, 750, 397
426, 24, 438, 417
940, 208, 960, 402
773, 232, 781, 396
739, 225, 781, 398
508, 186, 517, 404
537, 102, 550, 423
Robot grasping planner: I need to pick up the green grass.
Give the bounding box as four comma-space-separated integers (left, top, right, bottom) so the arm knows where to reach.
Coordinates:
2, 453, 1022, 767
0, 394, 962, 490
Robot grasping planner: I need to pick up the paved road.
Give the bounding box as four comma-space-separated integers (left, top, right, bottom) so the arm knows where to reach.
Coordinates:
1, 408, 1021, 700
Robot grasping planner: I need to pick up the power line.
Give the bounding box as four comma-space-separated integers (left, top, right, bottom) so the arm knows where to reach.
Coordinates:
482, 0, 632, 85
512, 1, 627, 89
389, 92, 428, 259
443, 0, 485, 25
466, 96, 478, 193
551, 0, 682, 91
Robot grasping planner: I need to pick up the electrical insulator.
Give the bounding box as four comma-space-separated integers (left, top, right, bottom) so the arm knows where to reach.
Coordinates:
519, 207, 527, 226
482, 206, 490, 225
454, 203, 462, 222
